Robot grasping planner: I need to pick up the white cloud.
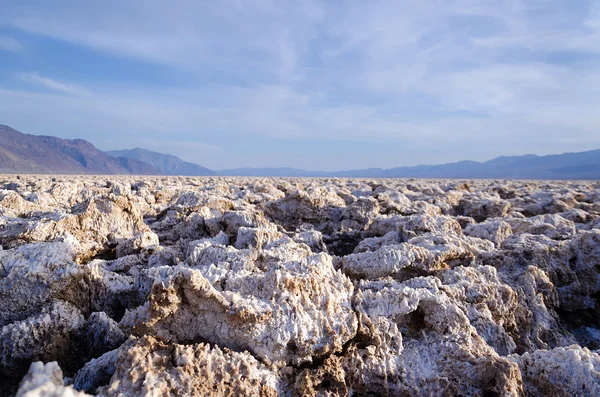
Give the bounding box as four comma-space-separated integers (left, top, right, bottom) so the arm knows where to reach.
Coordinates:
15, 72, 90, 96
0, 36, 23, 51
0, 0, 325, 82
0, 1, 599, 168
1, 80, 598, 169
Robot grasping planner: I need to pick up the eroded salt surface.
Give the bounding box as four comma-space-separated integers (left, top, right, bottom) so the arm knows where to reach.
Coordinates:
1, 176, 599, 396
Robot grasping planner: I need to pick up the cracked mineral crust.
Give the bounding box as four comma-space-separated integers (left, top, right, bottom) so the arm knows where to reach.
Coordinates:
0, 175, 599, 396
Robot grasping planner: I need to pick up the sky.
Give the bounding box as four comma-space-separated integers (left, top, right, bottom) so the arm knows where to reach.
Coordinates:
0, 0, 599, 171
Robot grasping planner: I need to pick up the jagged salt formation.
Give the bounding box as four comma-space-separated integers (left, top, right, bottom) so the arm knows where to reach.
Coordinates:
0, 175, 599, 396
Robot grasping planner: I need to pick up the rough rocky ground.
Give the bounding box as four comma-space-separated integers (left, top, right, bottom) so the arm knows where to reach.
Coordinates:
1, 175, 599, 396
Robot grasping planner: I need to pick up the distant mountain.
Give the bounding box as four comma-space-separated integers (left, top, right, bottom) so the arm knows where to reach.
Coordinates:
217, 167, 323, 177
2, 123, 599, 179
0, 124, 157, 175
111, 156, 161, 175
375, 151, 600, 179
217, 150, 600, 179
106, 148, 215, 176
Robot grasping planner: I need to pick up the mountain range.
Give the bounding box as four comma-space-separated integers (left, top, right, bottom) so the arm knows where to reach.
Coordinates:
0, 124, 158, 175
106, 148, 213, 176
1, 124, 599, 179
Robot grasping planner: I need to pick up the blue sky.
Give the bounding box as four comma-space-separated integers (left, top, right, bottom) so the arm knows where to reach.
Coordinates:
1, 0, 599, 170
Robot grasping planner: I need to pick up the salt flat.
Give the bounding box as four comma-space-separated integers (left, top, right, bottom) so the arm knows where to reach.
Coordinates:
1, 175, 599, 396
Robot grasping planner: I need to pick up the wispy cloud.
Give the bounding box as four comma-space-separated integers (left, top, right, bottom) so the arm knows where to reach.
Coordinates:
1, 0, 323, 82
15, 72, 90, 96
0, 1, 599, 169
0, 36, 23, 52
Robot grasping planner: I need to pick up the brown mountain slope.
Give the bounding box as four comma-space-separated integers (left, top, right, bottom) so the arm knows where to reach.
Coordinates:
0, 125, 158, 175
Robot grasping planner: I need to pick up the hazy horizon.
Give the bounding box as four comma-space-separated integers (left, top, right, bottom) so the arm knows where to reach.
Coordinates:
1, 1, 600, 170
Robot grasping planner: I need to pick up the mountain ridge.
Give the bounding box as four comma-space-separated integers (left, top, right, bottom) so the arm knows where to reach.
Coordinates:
215, 150, 600, 179
105, 148, 214, 176
1, 124, 599, 179
0, 124, 158, 175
